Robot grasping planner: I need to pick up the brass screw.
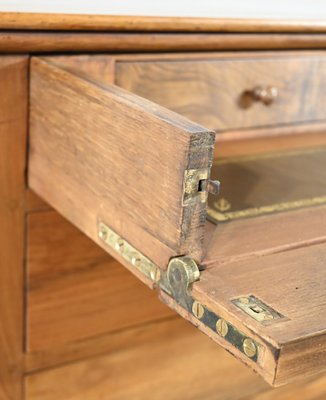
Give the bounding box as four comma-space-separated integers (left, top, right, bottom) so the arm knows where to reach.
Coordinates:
216, 318, 228, 337
131, 253, 141, 267
192, 301, 205, 319
98, 226, 107, 240
115, 238, 125, 252
243, 338, 257, 358
150, 266, 161, 282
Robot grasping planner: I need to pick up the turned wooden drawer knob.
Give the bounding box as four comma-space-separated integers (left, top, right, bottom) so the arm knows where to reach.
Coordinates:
251, 86, 278, 105
240, 85, 278, 108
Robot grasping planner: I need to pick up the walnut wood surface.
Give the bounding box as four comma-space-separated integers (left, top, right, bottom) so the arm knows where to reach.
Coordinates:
1, 13, 326, 33
29, 57, 215, 268
0, 57, 27, 400
2, 33, 326, 53
46, 54, 326, 159
25, 317, 326, 400
116, 53, 326, 131
193, 242, 326, 386
26, 211, 173, 352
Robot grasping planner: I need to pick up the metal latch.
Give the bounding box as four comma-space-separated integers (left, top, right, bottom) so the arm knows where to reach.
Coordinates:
98, 222, 260, 362
183, 168, 220, 206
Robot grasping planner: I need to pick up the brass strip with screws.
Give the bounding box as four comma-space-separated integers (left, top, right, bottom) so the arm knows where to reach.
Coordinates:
98, 222, 160, 283
187, 298, 258, 361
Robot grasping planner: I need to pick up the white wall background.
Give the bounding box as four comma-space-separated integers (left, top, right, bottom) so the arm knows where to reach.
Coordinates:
0, 0, 326, 19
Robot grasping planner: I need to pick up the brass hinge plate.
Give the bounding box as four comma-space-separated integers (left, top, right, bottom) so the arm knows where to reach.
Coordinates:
98, 221, 261, 363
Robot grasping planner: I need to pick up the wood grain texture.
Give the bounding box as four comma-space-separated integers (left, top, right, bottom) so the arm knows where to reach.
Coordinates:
26, 211, 173, 352
25, 56, 116, 214
46, 54, 326, 159
203, 205, 326, 266
243, 373, 326, 400
1, 13, 326, 33
47, 55, 116, 84
116, 54, 326, 131
193, 242, 326, 386
2, 33, 326, 53
29, 57, 215, 268
24, 317, 177, 373
0, 57, 27, 400
24, 317, 326, 400
214, 123, 326, 158
25, 317, 268, 400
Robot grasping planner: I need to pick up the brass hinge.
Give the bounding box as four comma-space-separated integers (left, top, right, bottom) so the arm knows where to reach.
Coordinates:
98, 221, 260, 362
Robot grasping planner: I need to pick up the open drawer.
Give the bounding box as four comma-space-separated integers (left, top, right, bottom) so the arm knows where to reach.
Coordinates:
28, 57, 326, 386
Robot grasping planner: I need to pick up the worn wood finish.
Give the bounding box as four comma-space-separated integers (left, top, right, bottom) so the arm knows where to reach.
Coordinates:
192, 242, 326, 386
29, 57, 215, 268
26, 211, 173, 352
2, 33, 326, 53
203, 205, 326, 266
0, 57, 27, 400
1, 13, 326, 33
116, 54, 326, 130
25, 317, 326, 400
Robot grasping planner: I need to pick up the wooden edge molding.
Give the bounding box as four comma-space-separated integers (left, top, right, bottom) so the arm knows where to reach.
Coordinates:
2, 32, 326, 53
1, 13, 326, 33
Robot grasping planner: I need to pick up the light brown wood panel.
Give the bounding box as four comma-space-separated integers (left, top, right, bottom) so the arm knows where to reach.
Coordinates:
2, 13, 326, 33
203, 205, 326, 266
243, 374, 326, 400
25, 56, 116, 215
29, 57, 215, 268
25, 317, 326, 400
24, 317, 176, 373
47, 55, 115, 84
193, 242, 326, 386
2, 33, 326, 53
25, 190, 50, 212
116, 54, 326, 131
208, 205, 326, 264
25, 317, 266, 400
215, 123, 326, 158
26, 211, 173, 352
0, 57, 27, 400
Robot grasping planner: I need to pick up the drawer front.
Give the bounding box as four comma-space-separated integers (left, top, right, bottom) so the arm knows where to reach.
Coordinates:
115, 54, 326, 131
26, 211, 173, 352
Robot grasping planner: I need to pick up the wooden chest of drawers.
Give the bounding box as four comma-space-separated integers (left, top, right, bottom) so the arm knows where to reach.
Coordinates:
0, 12, 326, 400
